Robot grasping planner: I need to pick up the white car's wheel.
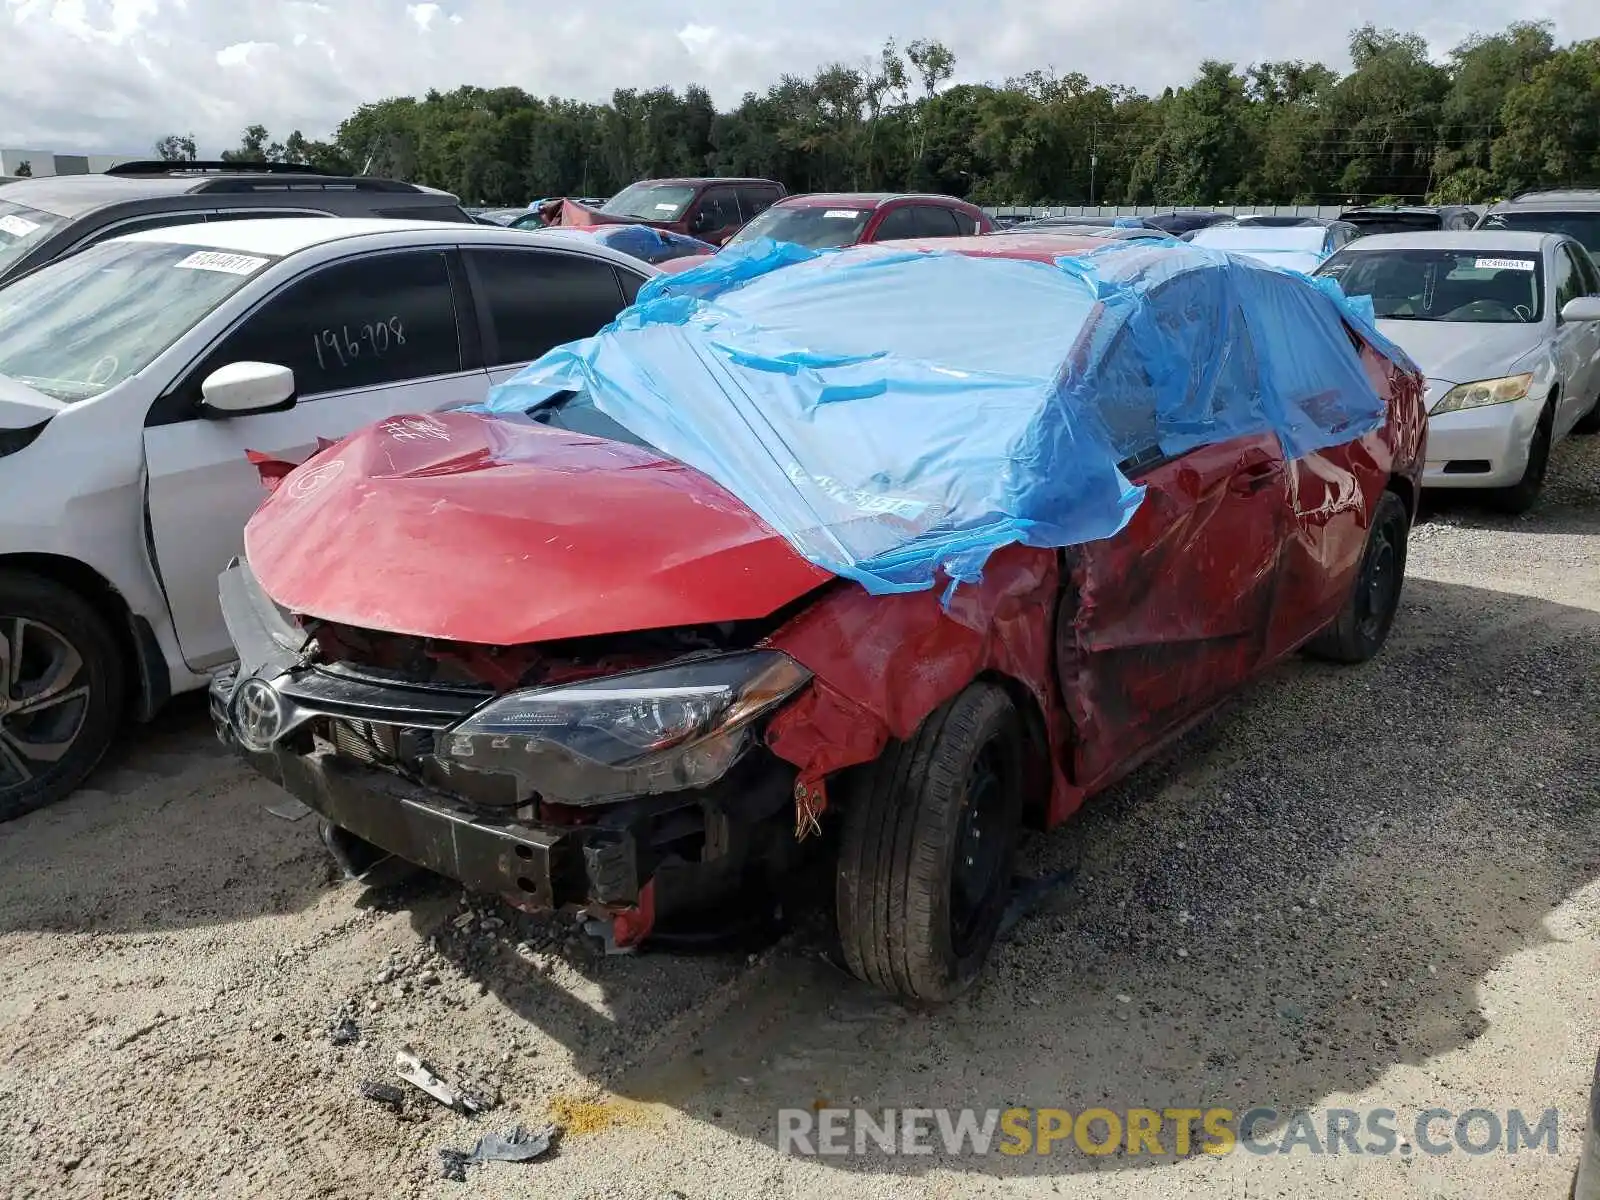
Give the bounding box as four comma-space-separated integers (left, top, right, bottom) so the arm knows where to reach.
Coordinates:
1489, 403, 1554, 515
0, 573, 123, 822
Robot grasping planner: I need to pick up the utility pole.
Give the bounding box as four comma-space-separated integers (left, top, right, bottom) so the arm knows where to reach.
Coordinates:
1089, 123, 1098, 207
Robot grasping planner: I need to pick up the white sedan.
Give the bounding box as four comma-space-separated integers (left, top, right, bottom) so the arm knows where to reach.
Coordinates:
1318, 230, 1600, 511
0, 218, 655, 819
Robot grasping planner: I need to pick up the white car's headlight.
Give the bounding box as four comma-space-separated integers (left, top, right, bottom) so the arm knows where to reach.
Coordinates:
1430, 373, 1533, 415
436, 651, 811, 804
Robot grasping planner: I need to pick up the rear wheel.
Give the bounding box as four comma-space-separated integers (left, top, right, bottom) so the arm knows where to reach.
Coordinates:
1304, 490, 1410, 665
0, 573, 124, 822
835, 682, 1025, 1002
1489, 404, 1554, 514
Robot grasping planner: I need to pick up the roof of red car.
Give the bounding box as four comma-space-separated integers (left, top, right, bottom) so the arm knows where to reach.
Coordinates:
877, 233, 1106, 263
777, 192, 981, 210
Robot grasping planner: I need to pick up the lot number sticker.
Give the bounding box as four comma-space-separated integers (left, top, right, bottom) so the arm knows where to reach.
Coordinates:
175, 251, 270, 276
824, 210, 861, 219
1473, 257, 1535, 271
0, 214, 40, 238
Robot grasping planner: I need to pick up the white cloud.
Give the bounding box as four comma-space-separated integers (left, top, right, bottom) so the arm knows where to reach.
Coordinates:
676, 22, 716, 54
0, 0, 1596, 157
214, 39, 273, 68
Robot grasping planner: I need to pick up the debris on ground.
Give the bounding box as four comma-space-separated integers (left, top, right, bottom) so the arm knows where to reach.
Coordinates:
439, 1124, 558, 1181
396, 1045, 486, 1114
328, 1017, 360, 1046
262, 796, 314, 822
357, 1081, 406, 1111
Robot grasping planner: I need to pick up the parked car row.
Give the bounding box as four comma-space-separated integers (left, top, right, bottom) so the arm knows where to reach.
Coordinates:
0, 160, 476, 286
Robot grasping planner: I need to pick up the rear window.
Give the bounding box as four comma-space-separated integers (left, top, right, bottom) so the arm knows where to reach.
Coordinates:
467, 248, 626, 368
1343, 214, 1442, 236
1480, 210, 1600, 256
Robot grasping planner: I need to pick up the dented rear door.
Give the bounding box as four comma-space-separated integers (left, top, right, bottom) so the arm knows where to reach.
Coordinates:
1057, 433, 1288, 790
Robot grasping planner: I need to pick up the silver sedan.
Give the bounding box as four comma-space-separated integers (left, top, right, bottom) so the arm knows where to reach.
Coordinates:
1318, 230, 1600, 512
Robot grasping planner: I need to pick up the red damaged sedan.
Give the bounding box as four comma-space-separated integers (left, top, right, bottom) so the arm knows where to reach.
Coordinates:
213, 236, 1426, 1001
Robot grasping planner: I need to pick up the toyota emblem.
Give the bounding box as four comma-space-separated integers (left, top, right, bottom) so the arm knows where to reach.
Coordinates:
231, 676, 286, 752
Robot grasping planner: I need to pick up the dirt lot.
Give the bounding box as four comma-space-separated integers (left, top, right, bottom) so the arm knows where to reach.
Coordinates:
2, 438, 1597, 1200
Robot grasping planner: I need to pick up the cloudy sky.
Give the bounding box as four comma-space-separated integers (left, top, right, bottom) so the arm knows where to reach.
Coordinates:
3, 0, 1596, 156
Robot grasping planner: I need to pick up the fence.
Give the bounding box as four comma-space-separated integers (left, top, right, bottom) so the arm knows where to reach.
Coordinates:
980, 204, 1488, 220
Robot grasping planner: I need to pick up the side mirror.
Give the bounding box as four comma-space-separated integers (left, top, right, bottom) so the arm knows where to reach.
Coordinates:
201, 362, 296, 416
1559, 296, 1600, 323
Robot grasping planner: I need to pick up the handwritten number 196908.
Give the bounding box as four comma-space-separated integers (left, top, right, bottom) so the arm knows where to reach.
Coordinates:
311, 317, 407, 371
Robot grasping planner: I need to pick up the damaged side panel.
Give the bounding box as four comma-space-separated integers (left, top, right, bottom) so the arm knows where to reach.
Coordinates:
1058, 433, 1288, 791
763, 545, 1080, 827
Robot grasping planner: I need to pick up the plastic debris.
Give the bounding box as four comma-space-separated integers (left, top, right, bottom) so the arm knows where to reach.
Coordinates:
395, 1046, 485, 1114
263, 796, 313, 821
439, 1125, 557, 1182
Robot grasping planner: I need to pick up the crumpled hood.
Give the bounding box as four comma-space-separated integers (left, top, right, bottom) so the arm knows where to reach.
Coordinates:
243, 411, 832, 645
1375, 319, 1547, 386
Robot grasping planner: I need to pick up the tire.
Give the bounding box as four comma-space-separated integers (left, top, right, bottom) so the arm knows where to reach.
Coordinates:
835, 682, 1026, 1003
1304, 489, 1410, 665
1574, 395, 1600, 436
1488, 404, 1554, 514
0, 572, 124, 822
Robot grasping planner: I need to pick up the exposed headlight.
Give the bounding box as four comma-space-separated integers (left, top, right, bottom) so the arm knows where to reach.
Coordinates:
436, 651, 812, 804
1431, 373, 1533, 415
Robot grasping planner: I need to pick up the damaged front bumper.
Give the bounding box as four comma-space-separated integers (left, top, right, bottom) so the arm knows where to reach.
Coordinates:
211, 560, 801, 943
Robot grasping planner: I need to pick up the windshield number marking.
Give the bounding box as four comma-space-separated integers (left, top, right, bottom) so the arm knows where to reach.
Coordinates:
0, 214, 41, 238
311, 319, 406, 371
823, 210, 861, 219
175, 251, 269, 276
1474, 257, 1536, 272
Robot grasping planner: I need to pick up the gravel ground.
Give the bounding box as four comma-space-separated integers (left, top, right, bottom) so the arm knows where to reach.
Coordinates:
1, 437, 1597, 1199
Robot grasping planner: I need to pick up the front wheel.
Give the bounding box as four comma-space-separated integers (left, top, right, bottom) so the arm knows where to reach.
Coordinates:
835, 682, 1026, 1003
0, 573, 124, 822
1488, 405, 1554, 514
1304, 489, 1410, 665
1573, 395, 1600, 436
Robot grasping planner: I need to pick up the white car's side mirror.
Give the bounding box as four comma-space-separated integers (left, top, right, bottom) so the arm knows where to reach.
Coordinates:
1560, 296, 1600, 323
201, 362, 297, 415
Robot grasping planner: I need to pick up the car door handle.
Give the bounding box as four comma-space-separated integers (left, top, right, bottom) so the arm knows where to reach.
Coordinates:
1230, 462, 1282, 494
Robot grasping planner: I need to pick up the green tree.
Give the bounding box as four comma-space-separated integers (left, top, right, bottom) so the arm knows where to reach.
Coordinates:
153, 133, 197, 162
1492, 39, 1600, 191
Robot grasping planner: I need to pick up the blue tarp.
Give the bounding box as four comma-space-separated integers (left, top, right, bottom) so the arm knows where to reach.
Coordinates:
479, 237, 1403, 597
548, 223, 716, 265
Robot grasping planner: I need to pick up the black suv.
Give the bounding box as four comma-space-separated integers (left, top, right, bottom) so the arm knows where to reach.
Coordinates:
1477, 188, 1600, 260
1338, 204, 1479, 235
0, 161, 472, 283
